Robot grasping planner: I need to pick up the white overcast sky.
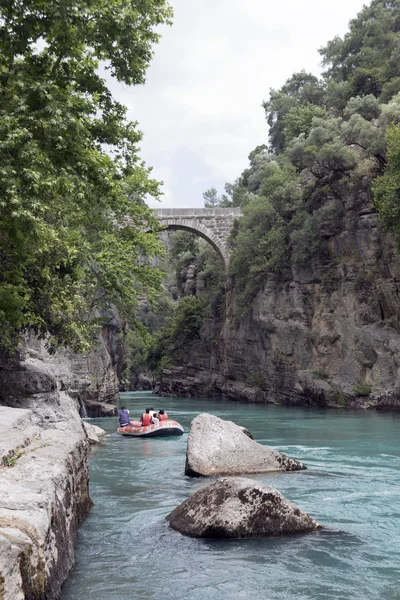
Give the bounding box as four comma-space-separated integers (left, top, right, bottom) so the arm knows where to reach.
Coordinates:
110, 0, 367, 208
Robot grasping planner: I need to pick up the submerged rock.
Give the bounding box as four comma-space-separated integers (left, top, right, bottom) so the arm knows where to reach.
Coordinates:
185, 413, 305, 476
167, 477, 322, 538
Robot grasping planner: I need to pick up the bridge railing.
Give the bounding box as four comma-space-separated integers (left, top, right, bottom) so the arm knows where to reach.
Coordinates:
153, 207, 242, 217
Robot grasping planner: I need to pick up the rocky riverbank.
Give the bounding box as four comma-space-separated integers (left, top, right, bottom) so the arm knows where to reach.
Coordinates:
0, 406, 91, 600
0, 335, 118, 599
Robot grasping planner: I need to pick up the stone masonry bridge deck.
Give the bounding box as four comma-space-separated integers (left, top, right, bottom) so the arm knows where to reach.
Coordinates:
153, 207, 242, 268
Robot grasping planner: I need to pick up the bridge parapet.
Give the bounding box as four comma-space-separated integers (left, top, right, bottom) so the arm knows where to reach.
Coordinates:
154, 207, 242, 217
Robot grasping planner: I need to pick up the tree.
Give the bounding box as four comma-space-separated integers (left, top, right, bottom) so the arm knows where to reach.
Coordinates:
263, 71, 325, 154
320, 1, 400, 102
284, 105, 328, 145
0, 0, 173, 351
203, 186, 232, 207
373, 124, 400, 243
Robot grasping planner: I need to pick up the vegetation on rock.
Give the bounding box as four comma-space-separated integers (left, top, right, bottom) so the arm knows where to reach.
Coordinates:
353, 380, 373, 396
222, 0, 400, 308
126, 230, 225, 380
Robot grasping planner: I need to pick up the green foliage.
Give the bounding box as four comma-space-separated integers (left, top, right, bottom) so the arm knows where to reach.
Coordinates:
320, 1, 400, 101
284, 105, 328, 145
373, 124, 400, 244
353, 380, 372, 396
227, 5, 400, 304
5, 450, 25, 468
288, 116, 358, 178
122, 327, 150, 383
169, 296, 205, 343
203, 186, 232, 208
380, 92, 400, 126
341, 114, 386, 168
169, 231, 198, 260
343, 95, 381, 121
146, 296, 205, 375
248, 371, 266, 390
229, 192, 289, 307
290, 212, 326, 267
0, 0, 172, 351
313, 369, 330, 380
327, 389, 346, 406
264, 71, 325, 154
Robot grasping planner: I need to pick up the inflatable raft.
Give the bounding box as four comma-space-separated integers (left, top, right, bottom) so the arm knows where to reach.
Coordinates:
117, 420, 184, 438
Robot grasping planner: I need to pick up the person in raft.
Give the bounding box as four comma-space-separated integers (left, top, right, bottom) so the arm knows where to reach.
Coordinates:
119, 406, 130, 427
141, 408, 152, 426
158, 409, 168, 421
151, 411, 159, 425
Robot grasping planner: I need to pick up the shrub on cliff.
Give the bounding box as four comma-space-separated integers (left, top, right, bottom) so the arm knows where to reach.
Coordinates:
373, 123, 400, 247
146, 296, 206, 375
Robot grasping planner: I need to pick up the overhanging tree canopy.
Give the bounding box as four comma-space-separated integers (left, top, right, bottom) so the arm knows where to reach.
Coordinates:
0, 0, 173, 351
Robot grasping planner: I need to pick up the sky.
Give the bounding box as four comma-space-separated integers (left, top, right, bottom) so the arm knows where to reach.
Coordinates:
110, 0, 368, 208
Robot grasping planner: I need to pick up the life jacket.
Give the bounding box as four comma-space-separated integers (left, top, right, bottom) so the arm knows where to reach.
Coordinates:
159, 413, 168, 421
141, 413, 152, 426
119, 409, 130, 426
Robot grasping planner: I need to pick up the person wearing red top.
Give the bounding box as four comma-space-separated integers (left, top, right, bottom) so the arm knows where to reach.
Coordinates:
158, 409, 168, 421
141, 408, 152, 427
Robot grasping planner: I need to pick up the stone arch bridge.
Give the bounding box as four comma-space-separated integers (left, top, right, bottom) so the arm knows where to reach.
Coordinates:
153, 207, 242, 268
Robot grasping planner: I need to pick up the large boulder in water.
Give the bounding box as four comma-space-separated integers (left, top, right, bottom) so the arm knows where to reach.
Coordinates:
185, 413, 305, 477
166, 477, 322, 538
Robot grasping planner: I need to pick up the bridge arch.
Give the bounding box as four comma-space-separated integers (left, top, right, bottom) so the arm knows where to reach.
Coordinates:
158, 219, 229, 268
153, 208, 242, 270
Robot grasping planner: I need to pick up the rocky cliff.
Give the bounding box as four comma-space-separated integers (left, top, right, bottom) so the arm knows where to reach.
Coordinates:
0, 341, 95, 599
17, 329, 120, 418
157, 181, 400, 410
0, 333, 119, 598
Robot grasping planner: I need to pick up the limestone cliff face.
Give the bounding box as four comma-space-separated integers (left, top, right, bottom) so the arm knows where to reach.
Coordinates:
157, 181, 400, 410
0, 344, 94, 600
16, 330, 120, 417
0, 313, 121, 598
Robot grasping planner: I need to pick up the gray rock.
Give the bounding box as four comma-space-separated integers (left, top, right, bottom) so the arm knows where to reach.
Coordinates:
0, 328, 118, 598
0, 340, 96, 600
0, 366, 57, 395
166, 477, 322, 538
185, 414, 305, 477
83, 422, 106, 445
0, 406, 91, 600
84, 399, 117, 417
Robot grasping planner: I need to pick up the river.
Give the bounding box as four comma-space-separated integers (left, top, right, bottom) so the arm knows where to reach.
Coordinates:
61, 391, 400, 600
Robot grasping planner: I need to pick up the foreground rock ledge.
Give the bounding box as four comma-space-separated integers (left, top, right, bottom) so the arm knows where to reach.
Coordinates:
0, 405, 91, 600
185, 413, 306, 477
167, 477, 322, 538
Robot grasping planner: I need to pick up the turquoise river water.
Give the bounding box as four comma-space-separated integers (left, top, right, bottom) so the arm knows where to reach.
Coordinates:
61, 392, 400, 600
